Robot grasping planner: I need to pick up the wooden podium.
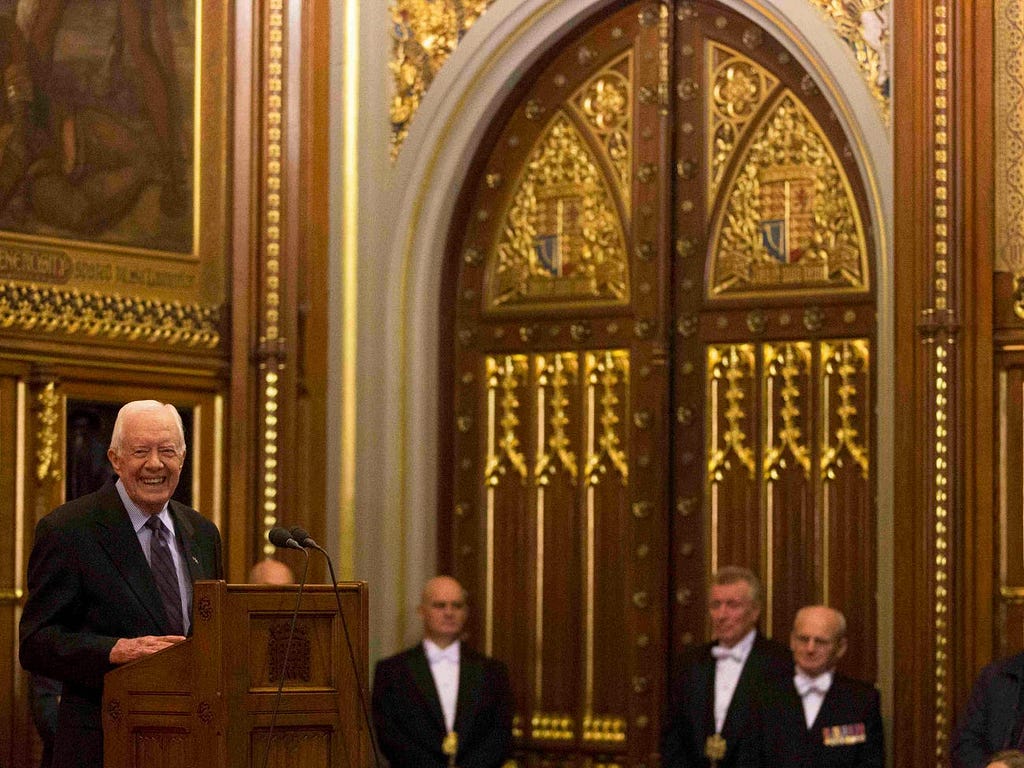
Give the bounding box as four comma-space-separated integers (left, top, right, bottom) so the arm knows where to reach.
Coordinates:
102, 580, 370, 768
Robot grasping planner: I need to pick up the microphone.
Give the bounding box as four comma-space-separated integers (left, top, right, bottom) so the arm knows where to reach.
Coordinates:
259, 528, 310, 768
290, 526, 382, 768
268, 526, 304, 551
289, 526, 320, 551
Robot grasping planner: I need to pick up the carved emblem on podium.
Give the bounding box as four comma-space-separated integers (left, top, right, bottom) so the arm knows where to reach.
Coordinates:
197, 595, 213, 621
268, 622, 311, 682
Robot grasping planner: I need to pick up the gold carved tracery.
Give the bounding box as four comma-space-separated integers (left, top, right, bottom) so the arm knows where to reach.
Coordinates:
571, 55, 634, 210
708, 93, 868, 298
707, 43, 778, 202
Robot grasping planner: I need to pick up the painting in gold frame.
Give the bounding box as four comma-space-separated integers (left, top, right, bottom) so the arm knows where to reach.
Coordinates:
0, 0, 228, 317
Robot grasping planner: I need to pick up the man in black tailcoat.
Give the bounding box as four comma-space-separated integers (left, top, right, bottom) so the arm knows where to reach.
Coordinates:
372, 575, 513, 768
661, 566, 792, 767
758, 605, 884, 767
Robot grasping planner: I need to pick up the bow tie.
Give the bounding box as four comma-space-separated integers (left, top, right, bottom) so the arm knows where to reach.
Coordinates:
711, 644, 743, 662
794, 672, 830, 697
426, 645, 459, 665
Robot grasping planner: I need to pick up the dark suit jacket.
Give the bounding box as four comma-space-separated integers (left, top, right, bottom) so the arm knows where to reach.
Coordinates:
660, 633, 793, 768
759, 670, 884, 768
19, 482, 223, 768
951, 652, 1024, 768
371, 642, 514, 768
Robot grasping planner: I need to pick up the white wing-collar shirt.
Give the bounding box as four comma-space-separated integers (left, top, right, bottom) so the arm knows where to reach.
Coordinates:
711, 628, 756, 733
424, 638, 461, 732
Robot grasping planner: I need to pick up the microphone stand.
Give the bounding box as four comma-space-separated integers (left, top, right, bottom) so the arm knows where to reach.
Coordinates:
260, 530, 310, 768
291, 527, 382, 768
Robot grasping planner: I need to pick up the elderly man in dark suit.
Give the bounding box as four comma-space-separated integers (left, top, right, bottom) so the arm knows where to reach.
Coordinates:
19, 400, 223, 768
371, 575, 514, 768
952, 652, 1024, 768
660, 566, 792, 767
758, 606, 884, 767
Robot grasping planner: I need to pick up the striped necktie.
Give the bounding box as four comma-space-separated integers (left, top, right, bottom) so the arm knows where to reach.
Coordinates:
145, 515, 184, 635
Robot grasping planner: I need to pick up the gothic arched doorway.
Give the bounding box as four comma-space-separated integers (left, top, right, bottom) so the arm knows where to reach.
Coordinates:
438, 2, 882, 764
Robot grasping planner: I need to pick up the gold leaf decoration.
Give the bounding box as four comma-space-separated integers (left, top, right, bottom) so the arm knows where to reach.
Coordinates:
763, 342, 812, 479
390, 0, 492, 158
707, 344, 756, 481
583, 350, 629, 487
570, 54, 633, 209
487, 114, 630, 311
707, 43, 779, 202
535, 353, 579, 485
808, 0, 890, 123
820, 339, 870, 479
0, 282, 221, 348
485, 354, 529, 485
708, 93, 868, 297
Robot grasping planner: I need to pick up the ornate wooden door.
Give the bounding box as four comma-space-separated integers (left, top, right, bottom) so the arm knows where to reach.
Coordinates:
442, 2, 878, 765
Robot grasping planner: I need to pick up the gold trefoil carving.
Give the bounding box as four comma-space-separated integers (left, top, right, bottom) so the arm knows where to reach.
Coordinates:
709, 93, 868, 297
571, 55, 633, 210
820, 339, 870, 479
488, 114, 629, 310
707, 43, 779, 202
583, 350, 629, 486
0, 282, 221, 348
763, 342, 812, 480
485, 355, 529, 486
707, 344, 756, 481
809, 0, 890, 123
389, 0, 492, 158
535, 353, 579, 485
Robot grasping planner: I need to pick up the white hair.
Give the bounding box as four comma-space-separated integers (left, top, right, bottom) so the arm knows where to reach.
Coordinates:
109, 400, 186, 453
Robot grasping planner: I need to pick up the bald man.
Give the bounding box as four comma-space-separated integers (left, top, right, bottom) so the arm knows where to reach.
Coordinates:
758, 606, 884, 767
371, 576, 513, 768
248, 558, 294, 585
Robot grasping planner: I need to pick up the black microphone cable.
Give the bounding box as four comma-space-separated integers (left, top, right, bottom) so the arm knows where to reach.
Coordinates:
260, 527, 310, 768
291, 526, 382, 768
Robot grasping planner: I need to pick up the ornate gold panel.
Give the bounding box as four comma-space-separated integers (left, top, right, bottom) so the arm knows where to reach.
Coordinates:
706, 43, 778, 202
820, 339, 870, 480
485, 355, 530, 486
535, 353, 579, 485
763, 342, 812, 480
0, 284, 220, 348
808, 0, 890, 123
707, 344, 757, 481
995, 0, 1024, 275
583, 350, 629, 487
486, 114, 630, 312
708, 93, 869, 298
389, 0, 492, 157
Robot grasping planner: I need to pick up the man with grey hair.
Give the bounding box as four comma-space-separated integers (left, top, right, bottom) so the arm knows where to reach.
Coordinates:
20, 400, 222, 768
661, 566, 792, 767
757, 605, 884, 767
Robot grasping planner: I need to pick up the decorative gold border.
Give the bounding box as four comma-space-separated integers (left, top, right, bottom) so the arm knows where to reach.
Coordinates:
258, 0, 286, 557
0, 283, 221, 348
995, 0, 1024, 273
930, 3, 952, 761
0, 0, 230, 326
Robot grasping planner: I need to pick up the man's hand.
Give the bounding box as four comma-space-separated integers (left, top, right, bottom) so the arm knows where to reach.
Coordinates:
109, 635, 186, 665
